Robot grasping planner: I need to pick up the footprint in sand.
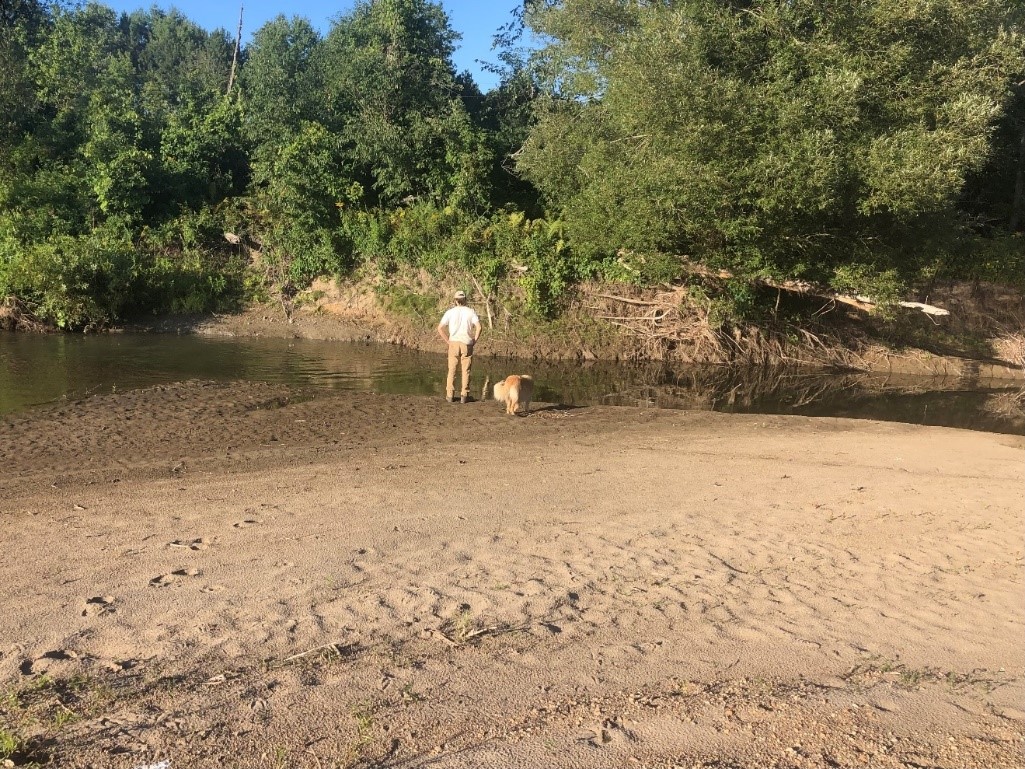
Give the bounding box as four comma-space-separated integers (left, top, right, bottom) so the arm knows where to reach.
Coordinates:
575, 719, 637, 749
97, 658, 143, 673
20, 649, 81, 675
82, 595, 117, 617
150, 568, 201, 587
169, 537, 212, 551
233, 519, 262, 528
201, 585, 226, 593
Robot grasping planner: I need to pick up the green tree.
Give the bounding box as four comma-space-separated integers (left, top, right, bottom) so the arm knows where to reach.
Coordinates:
81, 51, 151, 220
120, 9, 246, 215
1, 2, 247, 328
471, 6, 545, 213
323, 0, 491, 207
23, 3, 135, 231
961, 2, 1025, 236
240, 16, 326, 165
0, 0, 46, 153
518, 0, 1024, 294
0, 0, 48, 236
252, 120, 351, 283
125, 8, 234, 120
159, 94, 248, 209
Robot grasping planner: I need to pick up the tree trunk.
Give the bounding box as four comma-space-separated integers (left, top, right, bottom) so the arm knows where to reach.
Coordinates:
226, 4, 244, 96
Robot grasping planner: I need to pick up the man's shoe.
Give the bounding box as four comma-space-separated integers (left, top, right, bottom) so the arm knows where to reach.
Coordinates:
460, 395, 471, 404
447, 395, 458, 403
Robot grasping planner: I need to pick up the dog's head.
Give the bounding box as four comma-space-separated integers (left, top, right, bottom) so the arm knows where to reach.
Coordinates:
493, 380, 508, 401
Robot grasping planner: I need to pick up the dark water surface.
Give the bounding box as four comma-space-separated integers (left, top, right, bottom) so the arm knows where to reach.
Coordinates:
1, 331, 1022, 434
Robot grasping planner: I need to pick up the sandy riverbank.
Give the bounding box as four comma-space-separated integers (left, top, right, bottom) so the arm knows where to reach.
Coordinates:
1, 381, 1023, 768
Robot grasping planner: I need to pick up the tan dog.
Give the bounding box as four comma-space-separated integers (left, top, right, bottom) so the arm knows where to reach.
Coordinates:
493, 374, 534, 415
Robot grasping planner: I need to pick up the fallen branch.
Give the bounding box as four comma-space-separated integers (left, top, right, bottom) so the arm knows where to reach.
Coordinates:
672, 259, 951, 317
437, 622, 527, 647
594, 293, 662, 307
270, 641, 357, 668
0, 295, 47, 332
897, 301, 950, 317
469, 274, 494, 329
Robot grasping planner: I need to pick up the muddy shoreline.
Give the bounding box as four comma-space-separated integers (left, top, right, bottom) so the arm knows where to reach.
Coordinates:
120, 297, 1025, 382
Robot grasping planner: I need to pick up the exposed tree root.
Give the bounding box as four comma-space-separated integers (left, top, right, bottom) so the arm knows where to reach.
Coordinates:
585, 284, 871, 369
0, 296, 47, 332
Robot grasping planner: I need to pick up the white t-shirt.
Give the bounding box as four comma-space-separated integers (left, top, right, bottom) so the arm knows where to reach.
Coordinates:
439, 305, 480, 344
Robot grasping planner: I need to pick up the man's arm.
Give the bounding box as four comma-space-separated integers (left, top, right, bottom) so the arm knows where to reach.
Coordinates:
437, 322, 450, 344
470, 309, 482, 344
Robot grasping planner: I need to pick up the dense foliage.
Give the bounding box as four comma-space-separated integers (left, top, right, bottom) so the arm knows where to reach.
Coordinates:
519, 0, 1024, 294
0, 0, 1022, 330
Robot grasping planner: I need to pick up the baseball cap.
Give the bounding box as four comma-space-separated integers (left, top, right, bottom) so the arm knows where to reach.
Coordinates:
454, 290, 466, 299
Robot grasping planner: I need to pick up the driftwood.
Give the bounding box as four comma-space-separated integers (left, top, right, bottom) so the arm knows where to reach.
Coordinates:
594, 293, 662, 307
657, 259, 952, 318
469, 274, 494, 329
757, 280, 949, 317
0, 296, 47, 332
588, 280, 881, 367
897, 301, 950, 317
591, 264, 959, 366
590, 285, 743, 363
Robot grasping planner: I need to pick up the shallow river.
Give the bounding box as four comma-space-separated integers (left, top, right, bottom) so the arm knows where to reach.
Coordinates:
1, 331, 1022, 434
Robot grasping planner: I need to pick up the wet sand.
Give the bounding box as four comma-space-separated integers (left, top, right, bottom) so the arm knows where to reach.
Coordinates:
1, 381, 1023, 768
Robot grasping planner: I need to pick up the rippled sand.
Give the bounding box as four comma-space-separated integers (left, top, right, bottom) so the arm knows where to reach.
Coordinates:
1, 382, 1022, 768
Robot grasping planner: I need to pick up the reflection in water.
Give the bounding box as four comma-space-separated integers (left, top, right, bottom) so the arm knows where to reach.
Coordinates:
588, 365, 1025, 435
0, 332, 444, 413
1, 331, 1022, 434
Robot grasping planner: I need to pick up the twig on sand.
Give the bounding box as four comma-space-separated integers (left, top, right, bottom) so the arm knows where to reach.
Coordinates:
436, 623, 526, 647
268, 642, 358, 669
536, 409, 575, 419
283, 642, 349, 662
436, 626, 499, 647
705, 550, 749, 575
204, 670, 243, 686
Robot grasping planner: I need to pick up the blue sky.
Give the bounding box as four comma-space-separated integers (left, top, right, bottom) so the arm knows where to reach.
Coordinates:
99, 1, 525, 90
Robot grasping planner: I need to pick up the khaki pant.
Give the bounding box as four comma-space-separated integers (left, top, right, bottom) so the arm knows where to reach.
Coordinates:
446, 342, 473, 399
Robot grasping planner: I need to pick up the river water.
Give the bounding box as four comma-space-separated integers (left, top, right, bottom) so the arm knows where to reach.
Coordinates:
1, 331, 1022, 434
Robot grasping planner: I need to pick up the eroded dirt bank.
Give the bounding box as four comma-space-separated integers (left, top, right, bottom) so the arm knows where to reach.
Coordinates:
128, 274, 1025, 381
1, 382, 1023, 768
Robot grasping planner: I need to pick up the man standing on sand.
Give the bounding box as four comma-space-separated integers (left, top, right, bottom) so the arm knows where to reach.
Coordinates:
437, 290, 481, 404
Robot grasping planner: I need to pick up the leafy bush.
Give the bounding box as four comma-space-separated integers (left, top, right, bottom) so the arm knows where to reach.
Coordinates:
331, 203, 587, 319
339, 210, 391, 266
134, 209, 248, 315
830, 264, 905, 307
375, 284, 439, 323
0, 219, 137, 329
602, 249, 683, 286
